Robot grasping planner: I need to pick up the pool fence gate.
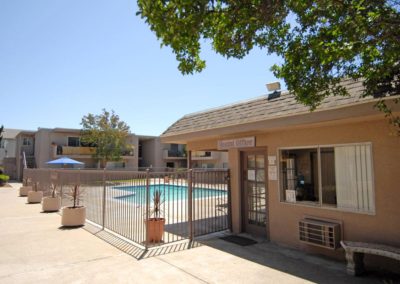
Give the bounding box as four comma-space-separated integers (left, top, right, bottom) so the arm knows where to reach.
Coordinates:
23, 168, 231, 249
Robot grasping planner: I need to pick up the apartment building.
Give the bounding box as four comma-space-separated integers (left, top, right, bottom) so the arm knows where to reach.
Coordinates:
7, 127, 229, 180
0, 129, 36, 180
191, 151, 228, 169
0, 129, 19, 165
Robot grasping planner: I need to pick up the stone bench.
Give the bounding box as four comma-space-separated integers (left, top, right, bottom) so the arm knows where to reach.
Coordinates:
340, 240, 400, 276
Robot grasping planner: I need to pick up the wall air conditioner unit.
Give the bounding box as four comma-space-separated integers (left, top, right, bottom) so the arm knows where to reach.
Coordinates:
299, 218, 342, 249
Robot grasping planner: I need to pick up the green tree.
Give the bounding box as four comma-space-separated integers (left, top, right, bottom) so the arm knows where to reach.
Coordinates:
81, 109, 131, 168
137, 0, 400, 132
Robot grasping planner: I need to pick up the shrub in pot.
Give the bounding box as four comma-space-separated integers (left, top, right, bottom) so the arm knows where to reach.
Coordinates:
19, 178, 32, 197
145, 189, 165, 243
27, 182, 43, 203
0, 174, 9, 187
42, 183, 61, 212
61, 185, 86, 227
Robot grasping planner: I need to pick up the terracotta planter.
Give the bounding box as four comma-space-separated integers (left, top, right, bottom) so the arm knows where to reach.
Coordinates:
19, 186, 32, 197
27, 191, 43, 203
146, 218, 165, 243
61, 206, 86, 227
42, 196, 61, 212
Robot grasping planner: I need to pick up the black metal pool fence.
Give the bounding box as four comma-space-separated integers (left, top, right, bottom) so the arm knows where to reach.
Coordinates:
23, 168, 231, 248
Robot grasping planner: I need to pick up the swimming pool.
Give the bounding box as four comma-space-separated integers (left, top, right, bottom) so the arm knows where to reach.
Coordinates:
113, 184, 226, 204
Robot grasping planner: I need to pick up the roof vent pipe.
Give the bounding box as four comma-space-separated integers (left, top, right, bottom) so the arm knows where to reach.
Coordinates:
266, 81, 281, 100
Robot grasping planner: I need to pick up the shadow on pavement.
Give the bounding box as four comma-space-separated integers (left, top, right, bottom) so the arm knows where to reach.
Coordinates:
200, 236, 400, 284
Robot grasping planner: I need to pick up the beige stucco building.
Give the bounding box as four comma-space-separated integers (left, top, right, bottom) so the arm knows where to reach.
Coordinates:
139, 136, 228, 169
8, 127, 227, 180
34, 128, 138, 169
1, 129, 35, 179
161, 79, 400, 270
0, 129, 19, 164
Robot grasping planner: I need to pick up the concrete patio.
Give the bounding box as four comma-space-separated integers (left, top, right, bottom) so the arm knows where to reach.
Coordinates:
0, 183, 397, 284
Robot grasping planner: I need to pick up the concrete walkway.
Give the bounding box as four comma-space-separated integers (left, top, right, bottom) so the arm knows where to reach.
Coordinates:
0, 183, 396, 284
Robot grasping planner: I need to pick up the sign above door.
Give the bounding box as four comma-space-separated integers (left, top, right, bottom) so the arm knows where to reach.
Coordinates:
217, 137, 255, 150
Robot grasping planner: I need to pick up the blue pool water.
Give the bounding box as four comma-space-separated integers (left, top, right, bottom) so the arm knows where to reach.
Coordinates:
114, 184, 226, 204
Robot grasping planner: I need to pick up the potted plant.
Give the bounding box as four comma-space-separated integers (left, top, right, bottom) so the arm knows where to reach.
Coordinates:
19, 177, 32, 196
61, 184, 86, 227
145, 189, 165, 243
0, 174, 9, 187
27, 182, 43, 203
42, 183, 61, 212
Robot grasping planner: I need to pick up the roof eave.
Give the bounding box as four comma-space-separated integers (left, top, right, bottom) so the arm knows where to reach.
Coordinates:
161, 98, 400, 144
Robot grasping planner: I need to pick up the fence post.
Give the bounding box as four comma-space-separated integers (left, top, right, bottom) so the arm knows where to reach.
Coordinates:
59, 170, 63, 207
188, 169, 193, 241
145, 168, 150, 250
102, 168, 106, 230
226, 169, 232, 232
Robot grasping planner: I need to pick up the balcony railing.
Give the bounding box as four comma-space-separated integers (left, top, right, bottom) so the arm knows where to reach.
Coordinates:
192, 151, 219, 160
121, 149, 135, 157
59, 146, 96, 155
163, 149, 186, 159
53, 145, 134, 157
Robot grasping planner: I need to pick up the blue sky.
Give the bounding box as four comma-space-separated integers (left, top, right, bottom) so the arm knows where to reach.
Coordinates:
0, 0, 283, 136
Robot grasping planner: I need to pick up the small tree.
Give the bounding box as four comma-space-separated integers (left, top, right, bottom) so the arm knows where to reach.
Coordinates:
151, 190, 164, 220
81, 109, 131, 168
23, 177, 30, 186
70, 185, 82, 208
50, 183, 57, 198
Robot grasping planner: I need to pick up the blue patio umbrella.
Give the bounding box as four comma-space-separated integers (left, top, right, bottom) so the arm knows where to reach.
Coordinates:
46, 157, 84, 168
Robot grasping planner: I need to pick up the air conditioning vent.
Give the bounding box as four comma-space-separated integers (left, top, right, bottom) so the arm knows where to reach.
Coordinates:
299, 218, 341, 249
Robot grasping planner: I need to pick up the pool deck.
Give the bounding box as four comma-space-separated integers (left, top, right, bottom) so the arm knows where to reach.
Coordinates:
0, 182, 397, 283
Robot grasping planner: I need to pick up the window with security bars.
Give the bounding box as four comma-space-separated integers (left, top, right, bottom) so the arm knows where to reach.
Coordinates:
280, 143, 375, 214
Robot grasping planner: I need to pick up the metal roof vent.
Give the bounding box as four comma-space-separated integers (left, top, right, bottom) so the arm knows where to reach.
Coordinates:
266, 81, 281, 100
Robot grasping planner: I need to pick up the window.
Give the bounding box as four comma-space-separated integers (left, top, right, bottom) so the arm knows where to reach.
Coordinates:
279, 143, 374, 213
23, 137, 32, 146
68, 137, 80, 147
138, 143, 143, 158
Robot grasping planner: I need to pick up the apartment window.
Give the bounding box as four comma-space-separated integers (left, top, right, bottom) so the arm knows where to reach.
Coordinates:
23, 137, 32, 146
138, 143, 143, 158
68, 137, 80, 147
279, 143, 374, 213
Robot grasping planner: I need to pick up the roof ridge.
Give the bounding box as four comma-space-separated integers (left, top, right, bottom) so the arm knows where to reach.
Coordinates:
183, 91, 291, 118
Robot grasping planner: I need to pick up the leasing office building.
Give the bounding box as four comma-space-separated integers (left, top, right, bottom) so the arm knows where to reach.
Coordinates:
161, 79, 400, 270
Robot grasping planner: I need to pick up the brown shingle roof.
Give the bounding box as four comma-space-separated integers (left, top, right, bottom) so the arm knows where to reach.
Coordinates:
162, 79, 373, 137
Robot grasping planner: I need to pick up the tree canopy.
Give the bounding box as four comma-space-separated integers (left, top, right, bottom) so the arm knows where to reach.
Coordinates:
137, 0, 400, 132
81, 109, 131, 167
